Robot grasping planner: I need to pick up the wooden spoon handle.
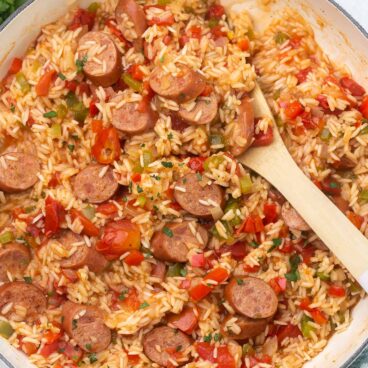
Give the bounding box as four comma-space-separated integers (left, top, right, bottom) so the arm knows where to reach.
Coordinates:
257, 148, 368, 291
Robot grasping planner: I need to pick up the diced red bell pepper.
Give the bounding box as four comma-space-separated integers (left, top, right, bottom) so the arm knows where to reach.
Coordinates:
300, 246, 315, 265
8, 57, 22, 74
263, 202, 278, 224
360, 96, 368, 119
44, 196, 65, 238
340, 77, 365, 97
131, 173, 142, 183
279, 239, 294, 253
147, 13, 175, 26
123, 250, 145, 266
269, 276, 287, 294
70, 209, 99, 237
299, 297, 312, 311
96, 202, 118, 216
187, 156, 206, 173
242, 215, 264, 233
168, 306, 198, 334
89, 100, 99, 117
91, 126, 121, 164
91, 119, 103, 133
285, 101, 304, 119
191, 253, 206, 268
36, 70, 56, 97
196, 342, 236, 368
210, 25, 227, 40
65, 80, 78, 92
128, 64, 145, 81
328, 284, 346, 298
237, 38, 249, 51
347, 210, 364, 229
277, 323, 301, 343
48, 172, 61, 188
243, 264, 260, 273
207, 4, 225, 19
189, 25, 202, 39
311, 309, 328, 325
252, 127, 274, 147
40, 340, 59, 357
69, 8, 95, 31
296, 67, 312, 84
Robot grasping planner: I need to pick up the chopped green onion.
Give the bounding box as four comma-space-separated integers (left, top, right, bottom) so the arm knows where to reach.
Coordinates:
49, 123, 61, 138
162, 226, 173, 238
320, 128, 331, 142
301, 314, 314, 338
142, 150, 153, 167
161, 161, 173, 168
203, 333, 212, 342
118, 291, 127, 300
249, 241, 259, 248
285, 254, 301, 281
82, 206, 95, 220
0, 231, 14, 244
57, 104, 68, 119
76, 56, 88, 73
122, 73, 143, 93
316, 272, 330, 281
16, 72, 30, 94
58, 73, 66, 81
44, 111, 57, 119
359, 189, 368, 202
274, 31, 289, 45
139, 301, 150, 309
0, 321, 14, 339
89, 353, 98, 363
67, 144, 75, 152
87, 2, 100, 12
240, 175, 253, 194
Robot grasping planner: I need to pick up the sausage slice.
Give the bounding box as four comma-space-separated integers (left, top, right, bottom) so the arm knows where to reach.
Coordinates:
0, 152, 40, 193
221, 314, 268, 340
0, 282, 46, 322
143, 326, 191, 366
73, 164, 118, 204
281, 203, 310, 231
111, 95, 157, 135
173, 173, 224, 218
149, 66, 206, 103
229, 96, 254, 157
0, 243, 31, 282
115, 0, 147, 49
78, 31, 121, 87
178, 93, 218, 125
151, 221, 208, 262
224, 277, 278, 319
150, 260, 166, 282
59, 231, 108, 273
62, 301, 111, 352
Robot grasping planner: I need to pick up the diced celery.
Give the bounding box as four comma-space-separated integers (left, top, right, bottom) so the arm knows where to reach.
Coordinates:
82, 205, 95, 220
208, 18, 219, 29
136, 195, 146, 208
0, 321, 14, 339
122, 73, 143, 93
274, 31, 289, 45
142, 150, 153, 167
88, 2, 100, 13
301, 315, 314, 338
57, 104, 68, 120
167, 263, 185, 277
240, 175, 252, 194
49, 123, 61, 138
320, 128, 331, 142
0, 231, 14, 244
209, 134, 225, 147
316, 272, 330, 282
359, 189, 368, 202
203, 155, 225, 172
16, 72, 30, 94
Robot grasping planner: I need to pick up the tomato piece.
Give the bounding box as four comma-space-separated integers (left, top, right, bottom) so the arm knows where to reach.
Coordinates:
190, 253, 206, 268
340, 77, 365, 97
189, 25, 202, 39
360, 96, 368, 119
48, 172, 61, 188
96, 220, 141, 260
252, 127, 274, 147
8, 57, 22, 74
121, 287, 140, 311
65, 80, 78, 92
289, 36, 301, 48
168, 306, 198, 334
128, 354, 140, 364
89, 100, 99, 117
44, 196, 65, 238
328, 284, 346, 298
131, 173, 142, 183
36, 70, 56, 97
311, 309, 328, 325
128, 64, 144, 81
263, 202, 278, 224
204, 267, 229, 283
148, 14, 175, 26
243, 264, 260, 273
210, 25, 227, 40
105, 19, 128, 45
299, 297, 312, 311
241, 215, 264, 233
97, 202, 118, 216
269, 277, 287, 295
91, 119, 103, 133
92, 126, 121, 164
300, 246, 315, 265
40, 340, 59, 357
277, 323, 301, 342
237, 38, 249, 51
187, 156, 206, 173
69, 8, 95, 31
70, 209, 99, 237
320, 176, 341, 196
229, 242, 247, 260
43, 329, 62, 345
296, 67, 312, 84
196, 342, 236, 368
124, 250, 145, 266
347, 210, 364, 229
19, 337, 39, 355
285, 101, 304, 119
207, 4, 225, 19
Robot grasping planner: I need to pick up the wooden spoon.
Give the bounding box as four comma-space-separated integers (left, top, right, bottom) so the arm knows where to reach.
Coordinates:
239, 83, 368, 292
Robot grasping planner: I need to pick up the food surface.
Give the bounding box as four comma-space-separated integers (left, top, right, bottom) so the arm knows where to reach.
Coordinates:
0, 1, 365, 368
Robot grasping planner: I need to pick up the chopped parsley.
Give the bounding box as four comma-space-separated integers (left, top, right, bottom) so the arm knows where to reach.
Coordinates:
167, 132, 173, 140
268, 238, 282, 252
213, 333, 221, 342
76, 56, 88, 73
249, 241, 259, 248
236, 279, 244, 285
161, 161, 173, 168
43, 111, 57, 118
162, 226, 173, 238
285, 254, 301, 282
203, 333, 212, 342
118, 291, 127, 301
89, 353, 98, 363
85, 343, 92, 351
23, 276, 32, 284
136, 185, 143, 193
67, 144, 75, 152
139, 301, 149, 309
10, 104, 15, 113
58, 73, 66, 81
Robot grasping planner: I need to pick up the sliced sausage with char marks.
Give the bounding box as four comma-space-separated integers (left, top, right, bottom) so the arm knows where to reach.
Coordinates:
281, 203, 310, 231
0, 152, 40, 193
224, 277, 278, 319
174, 173, 224, 218
111, 94, 157, 135
0, 243, 31, 282
115, 0, 147, 49
221, 314, 268, 340
151, 221, 208, 262
143, 326, 191, 366
0, 281, 46, 322
73, 164, 118, 204
59, 231, 108, 273
178, 93, 218, 125
78, 31, 121, 87
149, 66, 206, 103
62, 301, 111, 352
229, 96, 254, 156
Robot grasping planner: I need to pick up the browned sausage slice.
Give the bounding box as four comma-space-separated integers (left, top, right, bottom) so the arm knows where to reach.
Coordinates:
178, 93, 218, 125
73, 164, 118, 204
0, 282, 46, 322
62, 301, 111, 352
111, 95, 157, 135
281, 203, 310, 231
149, 66, 206, 103
173, 173, 224, 218
143, 326, 191, 366
151, 221, 208, 262
78, 32, 121, 87
115, 0, 147, 49
221, 314, 268, 340
229, 96, 254, 156
0, 152, 40, 193
59, 231, 108, 273
224, 277, 278, 319
150, 260, 166, 282
0, 243, 31, 282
